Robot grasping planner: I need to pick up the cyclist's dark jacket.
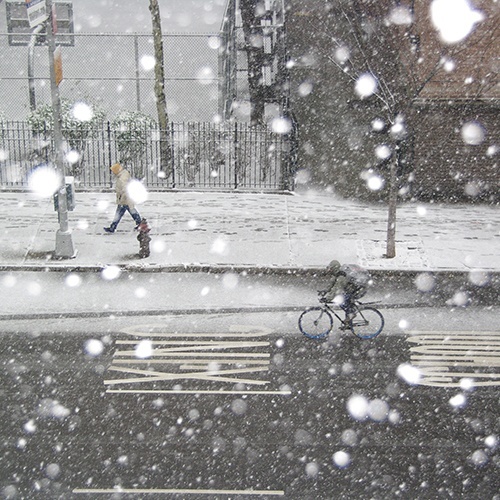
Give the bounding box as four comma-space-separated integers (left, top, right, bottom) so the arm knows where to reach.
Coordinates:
323, 269, 364, 303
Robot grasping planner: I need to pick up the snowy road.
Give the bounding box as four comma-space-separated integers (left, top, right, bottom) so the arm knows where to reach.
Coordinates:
0, 270, 498, 320
1, 308, 499, 498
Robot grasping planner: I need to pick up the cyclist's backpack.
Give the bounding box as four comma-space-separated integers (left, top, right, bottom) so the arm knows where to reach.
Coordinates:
340, 264, 371, 298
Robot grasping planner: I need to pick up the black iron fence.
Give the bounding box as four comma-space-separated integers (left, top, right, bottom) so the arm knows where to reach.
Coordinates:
0, 120, 297, 191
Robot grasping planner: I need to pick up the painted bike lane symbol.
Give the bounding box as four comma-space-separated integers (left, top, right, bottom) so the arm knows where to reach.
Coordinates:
406, 330, 500, 388
104, 325, 292, 395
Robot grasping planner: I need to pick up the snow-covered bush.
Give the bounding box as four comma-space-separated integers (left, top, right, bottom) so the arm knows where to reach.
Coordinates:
112, 111, 156, 179
27, 99, 105, 176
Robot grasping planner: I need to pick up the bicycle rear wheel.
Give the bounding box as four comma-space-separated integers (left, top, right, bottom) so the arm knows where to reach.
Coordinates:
350, 306, 384, 339
299, 307, 333, 339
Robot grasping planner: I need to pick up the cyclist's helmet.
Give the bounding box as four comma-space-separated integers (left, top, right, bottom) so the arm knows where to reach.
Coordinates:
327, 260, 341, 272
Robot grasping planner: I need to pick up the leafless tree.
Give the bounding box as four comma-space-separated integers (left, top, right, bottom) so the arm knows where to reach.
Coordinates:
239, 0, 267, 126
149, 0, 172, 179
298, 0, 496, 257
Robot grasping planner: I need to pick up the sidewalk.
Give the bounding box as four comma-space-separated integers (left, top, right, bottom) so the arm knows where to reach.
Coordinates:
0, 188, 499, 275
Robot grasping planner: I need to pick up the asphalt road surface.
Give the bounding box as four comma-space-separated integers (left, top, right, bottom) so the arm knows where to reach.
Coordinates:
1, 307, 499, 499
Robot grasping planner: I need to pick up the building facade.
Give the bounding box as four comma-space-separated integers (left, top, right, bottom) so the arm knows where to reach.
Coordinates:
286, 0, 498, 201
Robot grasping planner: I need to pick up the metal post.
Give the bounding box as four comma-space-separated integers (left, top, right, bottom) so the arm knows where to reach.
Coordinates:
134, 34, 141, 112
46, 0, 76, 258
234, 121, 238, 189
28, 24, 44, 112
170, 121, 176, 188
107, 120, 113, 188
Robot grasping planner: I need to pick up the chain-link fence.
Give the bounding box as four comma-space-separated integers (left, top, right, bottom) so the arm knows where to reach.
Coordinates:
0, 26, 299, 192
0, 120, 296, 191
0, 33, 221, 122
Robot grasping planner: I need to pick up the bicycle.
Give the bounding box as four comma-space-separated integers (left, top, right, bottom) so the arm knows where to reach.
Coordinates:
298, 293, 384, 340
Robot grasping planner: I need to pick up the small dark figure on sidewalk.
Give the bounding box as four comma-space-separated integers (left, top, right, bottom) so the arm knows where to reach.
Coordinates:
136, 218, 151, 258
104, 162, 142, 233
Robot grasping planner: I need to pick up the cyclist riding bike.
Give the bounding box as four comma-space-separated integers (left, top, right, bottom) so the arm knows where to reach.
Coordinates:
319, 260, 367, 320
299, 260, 383, 340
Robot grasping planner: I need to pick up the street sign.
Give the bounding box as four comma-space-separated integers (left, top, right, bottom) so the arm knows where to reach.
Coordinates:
54, 45, 63, 86
25, 0, 48, 28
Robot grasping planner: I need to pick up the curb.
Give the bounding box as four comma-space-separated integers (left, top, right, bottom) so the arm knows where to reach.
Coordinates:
0, 301, 465, 322
1, 263, 499, 278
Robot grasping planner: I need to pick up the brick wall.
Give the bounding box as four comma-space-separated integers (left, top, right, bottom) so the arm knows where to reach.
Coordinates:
286, 0, 499, 202
413, 102, 499, 201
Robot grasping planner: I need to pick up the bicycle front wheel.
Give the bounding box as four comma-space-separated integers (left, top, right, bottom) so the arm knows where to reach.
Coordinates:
350, 306, 384, 339
299, 307, 333, 339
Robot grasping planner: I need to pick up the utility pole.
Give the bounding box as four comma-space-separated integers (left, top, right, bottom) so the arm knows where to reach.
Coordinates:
28, 23, 44, 111
45, 0, 76, 258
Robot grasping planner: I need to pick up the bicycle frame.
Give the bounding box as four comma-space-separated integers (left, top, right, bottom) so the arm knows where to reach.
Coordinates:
298, 298, 384, 340
319, 302, 347, 324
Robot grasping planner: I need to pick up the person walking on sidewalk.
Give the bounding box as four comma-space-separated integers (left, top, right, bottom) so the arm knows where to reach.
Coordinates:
104, 162, 142, 233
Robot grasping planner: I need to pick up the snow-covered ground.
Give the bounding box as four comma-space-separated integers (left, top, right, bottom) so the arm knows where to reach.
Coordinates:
1, 189, 498, 273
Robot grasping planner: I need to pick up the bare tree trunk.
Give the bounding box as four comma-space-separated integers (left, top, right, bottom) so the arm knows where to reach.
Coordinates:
386, 155, 398, 258
240, 0, 266, 126
149, 0, 172, 179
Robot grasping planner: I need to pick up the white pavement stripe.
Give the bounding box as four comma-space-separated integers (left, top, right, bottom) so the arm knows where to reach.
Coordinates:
120, 332, 273, 338
408, 339, 500, 345
115, 340, 271, 345
112, 358, 271, 365
412, 352, 500, 358
105, 365, 269, 386
419, 369, 500, 378
105, 325, 277, 392
408, 332, 500, 340
121, 325, 274, 338
410, 341, 500, 348
113, 351, 270, 358
73, 488, 284, 496
413, 360, 500, 366
406, 330, 500, 388
114, 342, 270, 354
106, 389, 292, 395
418, 380, 500, 388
